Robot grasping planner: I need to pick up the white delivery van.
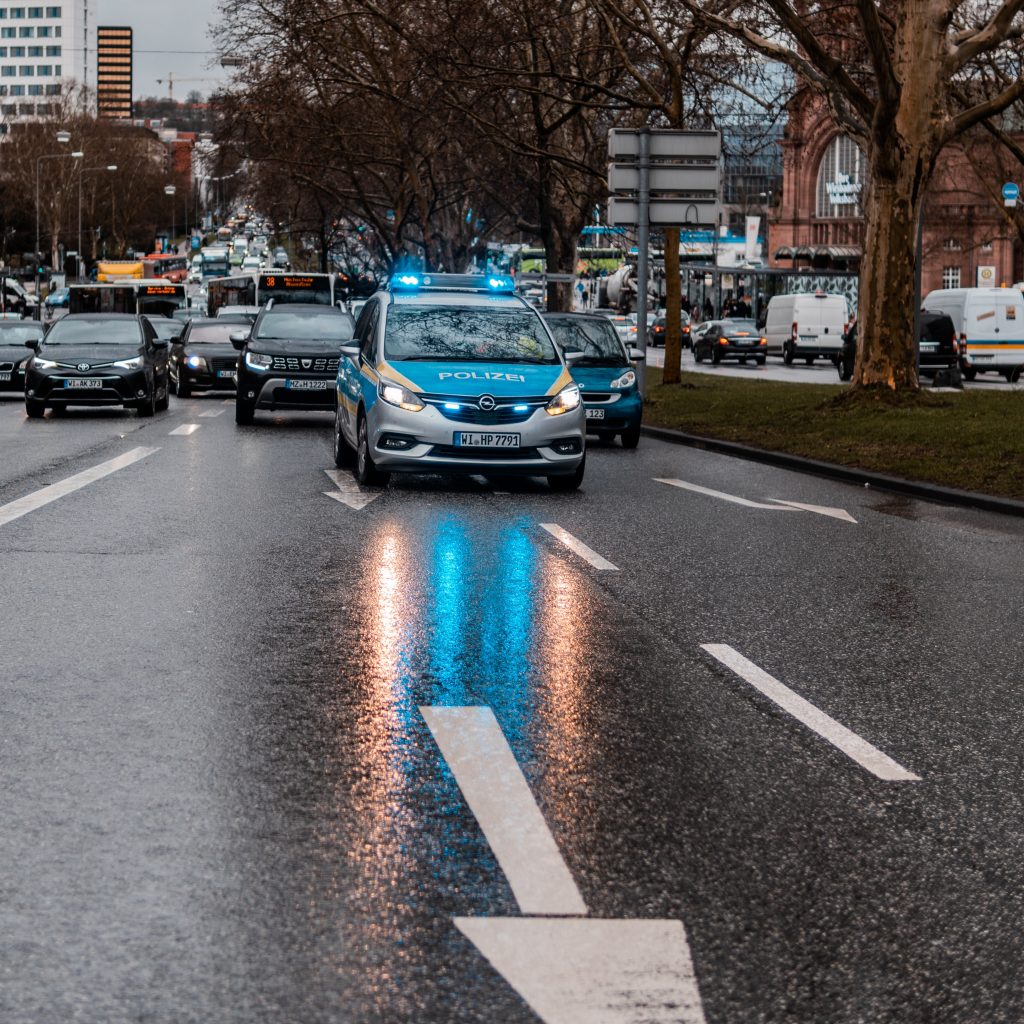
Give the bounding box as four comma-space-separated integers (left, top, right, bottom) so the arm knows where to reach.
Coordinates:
764, 292, 848, 364
922, 287, 1024, 380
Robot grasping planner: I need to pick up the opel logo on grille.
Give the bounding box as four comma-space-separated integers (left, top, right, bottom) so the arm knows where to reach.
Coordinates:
478, 394, 496, 411
77, 363, 91, 371
301, 359, 312, 369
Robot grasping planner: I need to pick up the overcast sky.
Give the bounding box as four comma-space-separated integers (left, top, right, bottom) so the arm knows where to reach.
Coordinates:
95, 0, 230, 100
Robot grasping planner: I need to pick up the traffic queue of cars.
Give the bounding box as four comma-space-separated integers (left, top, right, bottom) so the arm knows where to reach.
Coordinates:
8, 273, 647, 493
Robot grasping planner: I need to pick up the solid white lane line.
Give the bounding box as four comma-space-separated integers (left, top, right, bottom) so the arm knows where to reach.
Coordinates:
322, 469, 381, 510
656, 477, 798, 510
0, 447, 158, 528
539, 523, 618, 571
421, 706, 588, 916
701, 644, 920, 782
169, 423, 201, 436
199, 409, 225, 418
767, 499, 858, 523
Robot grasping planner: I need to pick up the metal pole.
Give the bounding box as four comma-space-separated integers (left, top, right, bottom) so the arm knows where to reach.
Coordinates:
34, 158, 41, 318
77, 166, 83, 282
636, 128, 650, 397
913, 202, 923, 377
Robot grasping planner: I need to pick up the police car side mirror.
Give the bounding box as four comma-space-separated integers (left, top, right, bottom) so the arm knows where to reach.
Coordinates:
230, 331, 249, 350
340, 344, 360, 360
563, 350, 584, 365
628, 347, 645, 361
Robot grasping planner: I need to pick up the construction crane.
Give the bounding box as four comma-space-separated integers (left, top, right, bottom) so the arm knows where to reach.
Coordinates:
154, 73, 222, 102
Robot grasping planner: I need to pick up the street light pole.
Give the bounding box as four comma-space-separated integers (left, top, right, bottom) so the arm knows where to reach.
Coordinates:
79, 165, 117, 281
165, 184, 177, 253
34, 129, 72, 318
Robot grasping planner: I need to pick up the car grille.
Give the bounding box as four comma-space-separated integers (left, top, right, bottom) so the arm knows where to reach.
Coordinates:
429, 444, 540, 460
581, 391, 616, 403
269, 355, 339, 373
211, 357, 238, 374
0, 361, 13, 372
423, 394, 548, 425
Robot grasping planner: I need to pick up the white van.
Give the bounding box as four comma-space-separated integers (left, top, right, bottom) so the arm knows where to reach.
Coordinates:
922, 287, 1024, 380
764, 292, 848, 364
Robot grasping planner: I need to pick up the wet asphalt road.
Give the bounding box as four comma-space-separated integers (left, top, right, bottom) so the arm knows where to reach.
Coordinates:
2, 390, 1024, 1023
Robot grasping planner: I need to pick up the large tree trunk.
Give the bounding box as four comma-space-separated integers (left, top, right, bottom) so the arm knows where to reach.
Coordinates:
663, 226, 683, 384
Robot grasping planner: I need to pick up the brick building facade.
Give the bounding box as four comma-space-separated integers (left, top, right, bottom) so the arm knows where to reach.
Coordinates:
770, 88, 1022, 291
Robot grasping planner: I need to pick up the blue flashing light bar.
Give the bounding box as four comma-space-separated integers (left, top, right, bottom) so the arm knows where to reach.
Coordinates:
386, 272, 516, 294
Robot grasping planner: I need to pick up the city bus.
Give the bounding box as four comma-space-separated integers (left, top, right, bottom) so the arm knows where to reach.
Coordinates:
143, 253, 190, 283
201, 248, 231, 280
206, 271, 336, 316
69, 281, 188, 317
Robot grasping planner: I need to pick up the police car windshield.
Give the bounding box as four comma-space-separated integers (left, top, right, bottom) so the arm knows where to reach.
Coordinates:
545, 317, 626, 367
255, 312, 354, 341
43, 319, 142, 345
385, 306, 559, 363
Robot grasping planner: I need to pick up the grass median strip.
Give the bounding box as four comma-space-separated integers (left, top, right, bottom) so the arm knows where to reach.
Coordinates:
643, 369, 1024, 500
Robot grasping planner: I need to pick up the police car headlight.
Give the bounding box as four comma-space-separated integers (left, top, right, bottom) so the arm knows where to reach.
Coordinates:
546, 383, 581, 416
245, 351, 273, 371
114, 355, 145, 370
610, 369, 636, 389
379, 379, 424, 412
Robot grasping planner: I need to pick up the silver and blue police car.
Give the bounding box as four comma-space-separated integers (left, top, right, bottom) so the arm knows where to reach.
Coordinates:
333, 273, 586, 490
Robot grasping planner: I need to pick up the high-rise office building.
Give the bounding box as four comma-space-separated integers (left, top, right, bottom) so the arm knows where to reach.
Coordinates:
97, 25, 130, 119
0, 2, 91, 119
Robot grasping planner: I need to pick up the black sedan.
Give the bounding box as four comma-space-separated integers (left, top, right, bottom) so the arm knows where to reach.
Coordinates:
0, 320, 44, 393
648, 313, 692, 348
693, 319, 767, 365
23, 314, 170, 418
170, 318, 241, 397
835, 313, 959, 382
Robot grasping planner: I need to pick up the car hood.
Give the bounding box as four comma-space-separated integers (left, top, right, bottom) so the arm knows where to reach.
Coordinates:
183, 343, 237, 358
36, 344, 144, 364
249, 339, 344, 354
570, 364, 631, 389
378, 360, 572, 398
0, 341, 37, 359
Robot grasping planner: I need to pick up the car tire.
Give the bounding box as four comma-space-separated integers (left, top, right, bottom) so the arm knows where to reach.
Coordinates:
156, 375, 169, 411
235, 398, 255, 425
549, 454, 586, 492
838, 360, 853, 382
25, 398, 45, 418
756, 356, 766, 366
355, 414, 389, 486
694, 347, 703, 363
621, 424, 641, 449
962, 365, 977, 381
711, 348, 721, 365
177, 374, 191, 399
333, 407, 356, 467
137, 387, 156, 417
783, 342, 794, 366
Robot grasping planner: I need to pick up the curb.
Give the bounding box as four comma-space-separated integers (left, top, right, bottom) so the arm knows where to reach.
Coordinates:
640, 424, 1024, 518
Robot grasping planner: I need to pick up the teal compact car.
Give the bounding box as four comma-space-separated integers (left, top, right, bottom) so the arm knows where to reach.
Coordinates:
543, 312, 643, 448
333, 274, 586, 490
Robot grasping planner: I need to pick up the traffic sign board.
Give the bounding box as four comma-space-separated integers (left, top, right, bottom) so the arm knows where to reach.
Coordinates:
608, 128, 721, 161
1003, 182, 1019, 207
608, 163, 719, 195
607, 196, 721, 228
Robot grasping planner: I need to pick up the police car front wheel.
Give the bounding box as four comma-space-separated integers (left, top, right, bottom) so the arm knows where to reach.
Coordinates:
334, 406, 355, 468
356, 415, 390, 487
548, 454, 585, 492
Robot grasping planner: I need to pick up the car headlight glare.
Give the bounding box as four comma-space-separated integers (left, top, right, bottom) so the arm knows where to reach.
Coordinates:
114, 356, 144, 370
34, 357, 58, 370
186, 353, 207, 370
546, 383, 581, 416
245, 351, 273, 371
379, 379, 424, 412
610, 369, 636, 389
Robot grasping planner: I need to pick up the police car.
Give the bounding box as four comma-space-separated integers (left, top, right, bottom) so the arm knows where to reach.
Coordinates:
333, 273, 586, 489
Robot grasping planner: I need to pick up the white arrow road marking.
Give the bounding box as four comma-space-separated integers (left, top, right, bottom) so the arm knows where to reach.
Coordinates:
766, 499, 857, 523
199, 409, 224, 418
701, 645, 920, 782
656, 479, 856, 523
168, 423, 200, 436
421, 706, 586, 915
322, 468, 382, 511
539, 523, 619, 570
0, 447, 158, 528
454, 918, 706, 1024
424, 707, 707, 1023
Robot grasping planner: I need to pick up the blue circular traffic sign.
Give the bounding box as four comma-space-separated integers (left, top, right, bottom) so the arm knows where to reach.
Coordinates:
1002, 182, 1019, 201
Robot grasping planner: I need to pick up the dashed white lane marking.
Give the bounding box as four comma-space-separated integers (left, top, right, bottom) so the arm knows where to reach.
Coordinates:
421, 706, 587, 915
168, 423, 200, 436
767, 499, 858, 523
701, 644, 920, 782
0, 447, 158, 528
322, 468, 381, 510
657, 479, 857, 523
199, 409, 225, 418
539, 523, 618, 571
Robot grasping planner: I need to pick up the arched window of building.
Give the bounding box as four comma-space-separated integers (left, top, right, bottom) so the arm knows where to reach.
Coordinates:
815, 136, 866, 218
